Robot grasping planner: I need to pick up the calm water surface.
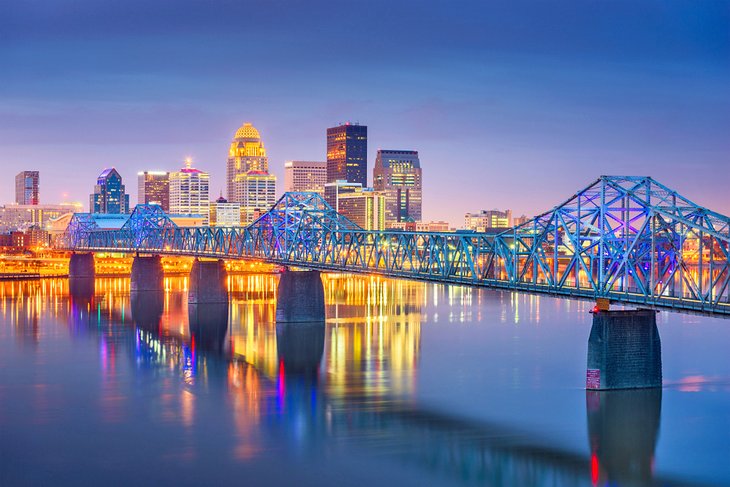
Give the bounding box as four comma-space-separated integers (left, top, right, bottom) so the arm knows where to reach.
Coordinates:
0, 274, 728, 486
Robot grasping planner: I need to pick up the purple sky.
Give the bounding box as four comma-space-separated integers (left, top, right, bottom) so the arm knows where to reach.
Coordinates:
1, 1, 728, 225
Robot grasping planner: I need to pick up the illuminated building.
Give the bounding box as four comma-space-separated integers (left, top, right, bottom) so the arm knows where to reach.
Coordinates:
284, 160, 327, 194
90, 168, 130, 214
324, 181, 384, 230
210, 196, 241, 227
0, 202, 83, 232
15, 171, 39, 205
137, 171, 170, 211
326, 123, 367, 187
233, 171, 276, 225
464, 209, 512, 232
226, 122, 268, 202
514, 214, 529, 226
373, 150, 422, 225
169, 159, 210, 225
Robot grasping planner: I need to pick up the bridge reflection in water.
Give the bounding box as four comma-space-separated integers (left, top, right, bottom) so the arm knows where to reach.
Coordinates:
0, 276, 701, 486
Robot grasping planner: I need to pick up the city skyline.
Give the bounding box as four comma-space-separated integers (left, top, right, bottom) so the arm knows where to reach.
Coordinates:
1, 1, 728, 226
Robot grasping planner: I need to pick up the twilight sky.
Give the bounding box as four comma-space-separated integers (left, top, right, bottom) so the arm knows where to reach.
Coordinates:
1, 0, 728, 225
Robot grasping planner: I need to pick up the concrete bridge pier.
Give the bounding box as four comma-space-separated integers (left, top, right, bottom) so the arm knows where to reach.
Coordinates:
131, 255, 164, 292
275, 270, 325, 323
586, 309, 662, 390
69, 252, 95, 279
188, 259, 228, 304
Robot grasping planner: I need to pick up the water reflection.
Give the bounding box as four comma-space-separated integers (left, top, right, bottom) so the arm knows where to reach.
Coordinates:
130, 290, 164, 332
587, 389, 662, 486
276, 322, 325, 377
189, 303, 229, 354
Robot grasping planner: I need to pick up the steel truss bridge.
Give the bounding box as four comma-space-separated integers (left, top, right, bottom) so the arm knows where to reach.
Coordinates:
59, 176, 730, 316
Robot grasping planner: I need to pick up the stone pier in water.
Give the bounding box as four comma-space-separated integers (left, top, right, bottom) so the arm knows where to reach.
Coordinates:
275, 270, 325, 323
188, 259, 228, 304
69, 252, 95, 279
586, 309, 662, 390
130, 255, 164, 292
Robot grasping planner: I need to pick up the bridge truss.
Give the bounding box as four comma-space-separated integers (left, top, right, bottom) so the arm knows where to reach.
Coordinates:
59, 176, 730, 315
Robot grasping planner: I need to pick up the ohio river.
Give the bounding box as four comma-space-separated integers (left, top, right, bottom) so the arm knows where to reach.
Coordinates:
0, 274, 728, 486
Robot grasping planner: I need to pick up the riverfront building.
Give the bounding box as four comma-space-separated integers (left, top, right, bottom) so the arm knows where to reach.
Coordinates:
326, 123, 367, 187
90, 168, 130, 214
209, 196, 241, 227
169, 159, 210, 225
137, 171, 170, 211
464, 209, 512, 232
284, 160, 327, 195
373, 150, 422, 225
15, 171, 39, 205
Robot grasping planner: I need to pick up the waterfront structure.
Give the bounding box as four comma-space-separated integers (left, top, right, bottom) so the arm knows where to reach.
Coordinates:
464, 209, 512, 232
169, 159, 210, 225
326, 123, 367, 186
137, 171, 170, 211
284, 160, 327, 194
0, 202, 83, 232
89, 168, 130, 214
233, 171, 276, 224
226, 122, 268, 202
209, 196, 241, 227
15, 171, 39, 205
373, 150, 422, 224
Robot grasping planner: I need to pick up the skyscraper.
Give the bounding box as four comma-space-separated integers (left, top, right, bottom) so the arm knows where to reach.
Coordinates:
226, 122, 268, 202
323, 180, 385, 230
90, 168, 130, 214
284, 160, 327, 194
15, 171, 39, 205
137, 171, 170, 211
373, 150, 422, 224
326, 123, 367, 187
234, 171, 276, 224
169, 159, 210, 225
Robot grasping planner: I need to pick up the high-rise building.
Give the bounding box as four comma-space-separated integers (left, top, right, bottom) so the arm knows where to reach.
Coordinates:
137, 171, 170, 211
284, 161, 327, 194
169, 159, 210, 225
326, 123, 367, 187
323, 181, 384, 230
90, 168, 130, 214
209, 196, 241, 227
226, 122, 268, 202
373, 150, 422, 225
234, 171, 276, 225
464, 209, 512, 232
15, 171, 39, 205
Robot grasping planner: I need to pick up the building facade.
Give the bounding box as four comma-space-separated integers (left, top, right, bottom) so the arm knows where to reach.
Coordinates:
326, 123, 367, 187
464, 209, 512, 232
0, 203, 83, 232
373, 150, 422, 224
15, 171, 39, 205
233, 171, 276, 225
137, 171, 170, 211
209, 196, 241, 227
226, 122, 269, 202
284, 160, 327, 194
323, 181, 384, 230
90, 168, 130, 214
169, 160, 210, 225
324, 180, 362, 210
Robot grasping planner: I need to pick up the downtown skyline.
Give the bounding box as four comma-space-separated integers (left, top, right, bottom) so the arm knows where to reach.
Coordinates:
1, 1, 728, 226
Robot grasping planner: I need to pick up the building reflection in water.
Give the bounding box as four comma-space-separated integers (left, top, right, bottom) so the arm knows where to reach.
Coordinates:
587, 388, 662, 486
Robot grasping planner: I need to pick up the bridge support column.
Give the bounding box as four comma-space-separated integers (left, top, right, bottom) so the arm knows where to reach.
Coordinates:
131, 255, 164, 292
69, 252, 95, 279
586, 309, 662, 390
188, 259, 228, 304
276, 270, 325, 323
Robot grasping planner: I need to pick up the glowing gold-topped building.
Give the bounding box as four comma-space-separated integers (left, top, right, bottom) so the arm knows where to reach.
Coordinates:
227, 122, 269, 201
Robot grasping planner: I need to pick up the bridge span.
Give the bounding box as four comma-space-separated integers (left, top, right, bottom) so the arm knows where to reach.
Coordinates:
58, 175, 730, 317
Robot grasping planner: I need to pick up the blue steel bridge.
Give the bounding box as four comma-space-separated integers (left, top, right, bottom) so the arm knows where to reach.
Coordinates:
59, 176, 730, 316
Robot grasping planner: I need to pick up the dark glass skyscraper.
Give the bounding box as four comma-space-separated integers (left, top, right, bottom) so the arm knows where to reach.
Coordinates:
90, 168, 130, 214
15, 171, 39, 205
326, 123, 367, 187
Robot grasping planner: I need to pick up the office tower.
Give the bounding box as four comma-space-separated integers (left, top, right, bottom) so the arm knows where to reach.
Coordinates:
284, 161, 327, 194
326, 123, 367, 186
137, 171, 170, 211
234, 171, 276, 225
209, 196, 241, 227
373, 150, 422, 225
15, 171, 39, 205
90, 168, 130, 214
226, 122, 268, 202
323, 181, 385, 230
169, 159, 210, 225
464, 209, 512, 232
